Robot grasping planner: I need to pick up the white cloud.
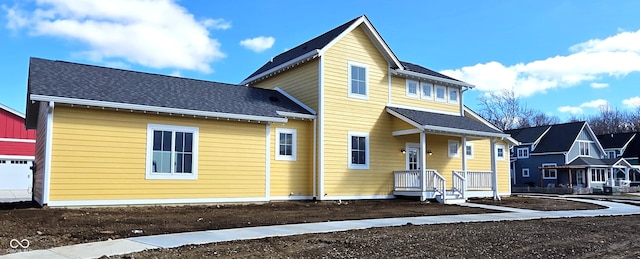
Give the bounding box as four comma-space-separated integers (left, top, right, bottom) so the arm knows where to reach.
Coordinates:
240, 36, 275, 53
558, 106, 583, 114
440, 29, 640, 97
4, 0, 227, 73
580, 99, 608, 108
622, 96, 640, 108
557, 99, 609, 114
590, 82, 609, 88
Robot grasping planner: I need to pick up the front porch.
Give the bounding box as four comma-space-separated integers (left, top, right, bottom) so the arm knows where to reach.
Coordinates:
392, 169, 495, 204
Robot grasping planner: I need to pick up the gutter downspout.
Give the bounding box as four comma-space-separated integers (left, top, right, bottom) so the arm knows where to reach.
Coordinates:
460, 86, 471, 117
318, 55, 325, 200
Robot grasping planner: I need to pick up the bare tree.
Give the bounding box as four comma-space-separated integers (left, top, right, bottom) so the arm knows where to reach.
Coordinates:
477, 89, 559, 130
587, 106, 639, 135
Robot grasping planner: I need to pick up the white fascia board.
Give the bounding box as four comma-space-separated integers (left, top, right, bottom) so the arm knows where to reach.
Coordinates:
0, 103, 25, 118
386, 103, 461, 116
318, 16, 403, 69
392, 128, 421, 136
276, 111, 316, 120
583, 123, 607, 154
393, 69, 475, 88
240, 50, 320, 85
422, 124, 511, 138
275, 87, 316, 115
530, 152, 565, 156
532, 126, 552, 150
621, 133, 637, 150
30, 95, 289, 124
463, 106, 502, 132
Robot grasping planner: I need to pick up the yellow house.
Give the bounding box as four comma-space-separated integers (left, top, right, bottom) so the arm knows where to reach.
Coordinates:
26, 15, 517, 207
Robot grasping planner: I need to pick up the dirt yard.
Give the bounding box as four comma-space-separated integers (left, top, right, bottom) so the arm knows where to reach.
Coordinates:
0, 196, 617, 257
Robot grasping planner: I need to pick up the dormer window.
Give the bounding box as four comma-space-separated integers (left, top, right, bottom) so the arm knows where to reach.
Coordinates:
517, 148, 529, 158
406, 80, 419, 97
435, 85, 446, 102
448, 87, 459, 104
421, 82, 432, 99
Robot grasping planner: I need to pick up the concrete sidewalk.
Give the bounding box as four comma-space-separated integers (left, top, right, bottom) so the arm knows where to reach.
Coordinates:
3, 198, 640, 259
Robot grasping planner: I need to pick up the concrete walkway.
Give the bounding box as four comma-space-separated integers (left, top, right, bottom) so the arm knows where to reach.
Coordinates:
3, 197, 640, 259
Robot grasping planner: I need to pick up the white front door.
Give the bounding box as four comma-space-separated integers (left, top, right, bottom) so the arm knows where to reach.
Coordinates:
406, 144, 421, 170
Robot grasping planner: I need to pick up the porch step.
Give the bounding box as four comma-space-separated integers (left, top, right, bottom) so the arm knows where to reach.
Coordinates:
435, 193, 466, 204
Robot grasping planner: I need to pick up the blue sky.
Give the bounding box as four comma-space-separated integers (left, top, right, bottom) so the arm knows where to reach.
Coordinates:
1, 0, 640, 120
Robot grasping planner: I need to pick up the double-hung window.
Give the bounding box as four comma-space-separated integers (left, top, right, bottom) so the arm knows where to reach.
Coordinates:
348, 62, 368, 99
406, 80, 419, 97
435, 85, 446, 102
276, 128, 297, 161
348, 132, 369, 169
448, 140, 459, 157
465, 143, 474, 158
542, 163, 557, 179
146, 124, 198, 180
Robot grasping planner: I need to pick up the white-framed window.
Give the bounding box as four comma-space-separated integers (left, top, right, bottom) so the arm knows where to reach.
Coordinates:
496, 144, 505, 160
348, 132, 369, 169
348, 61, 368, 99
590, 168, 608, 182
435, 85, 446, 102
146, 124, 198, 180
517, 148, 529, 158
275, 128, 297, 161
448, 87, 459, 104
406, 80, 419, 98
421, 82, 433, 100
522, 168, 530, 177
607, 151, 616, 159
542, 163, 557, 179
465, 142, 474, 159
578, 141, 590, 156
448, 140, 460, 158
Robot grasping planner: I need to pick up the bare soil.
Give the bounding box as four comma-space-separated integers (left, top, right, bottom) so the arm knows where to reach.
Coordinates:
0, 196, 621, 258
470, 196, 606, 211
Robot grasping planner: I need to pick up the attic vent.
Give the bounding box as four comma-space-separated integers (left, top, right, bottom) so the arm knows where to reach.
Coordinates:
269, 96, 280, 102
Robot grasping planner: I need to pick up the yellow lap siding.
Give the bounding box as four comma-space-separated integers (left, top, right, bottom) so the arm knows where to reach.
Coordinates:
252, 60, 319, 111
322, 26, 402, 196
49, 106, 268, 201
269, 119, 314, 197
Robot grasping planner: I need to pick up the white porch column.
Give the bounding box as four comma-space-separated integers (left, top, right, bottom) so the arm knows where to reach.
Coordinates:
461, 135, 467, 199
420, 131, 427, 173
609, 168, 615, 187
490, 138, 499, 200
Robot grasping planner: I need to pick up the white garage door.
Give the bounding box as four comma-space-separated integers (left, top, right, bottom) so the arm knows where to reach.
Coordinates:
0, 159, 33, 190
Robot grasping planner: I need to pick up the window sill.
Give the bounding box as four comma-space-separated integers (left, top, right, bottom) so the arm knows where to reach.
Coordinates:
348, 164, 369, 170
146, 172, 198, 180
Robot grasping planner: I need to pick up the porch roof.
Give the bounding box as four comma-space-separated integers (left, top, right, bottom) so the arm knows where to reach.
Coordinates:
386, 106, 509, 138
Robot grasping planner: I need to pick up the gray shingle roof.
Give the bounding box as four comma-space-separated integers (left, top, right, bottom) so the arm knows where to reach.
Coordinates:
569, 157, 623, 166
596, 132, 636, 149
244, 17, 360, 80
400, 61, 461, 82
387, 107, 504, 135
27, 58, 311, 119
531, 121, 586, 153
505, 125, 550, 144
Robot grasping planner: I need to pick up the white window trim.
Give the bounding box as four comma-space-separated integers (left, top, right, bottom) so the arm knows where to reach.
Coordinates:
522, 168, 530, 177
347, 61, 369, 100
496, 144, 506, 160
420, 82, 433, 100
275, 128, 297, 161
406, 79, 419, 98
448, 140, 460, 158
435, 85, 447, 102
447, 87, 459, 104
146, 124, 199, 180
578, 141, 591, 156
542, 163, 557, 179
517, 147, 529, 159
348, 131, 370, 170
465, 142, 474, 159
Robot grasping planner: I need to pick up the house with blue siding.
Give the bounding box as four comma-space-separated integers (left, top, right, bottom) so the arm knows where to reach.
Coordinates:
507, 121, 635, 190
597, 132, 640, 185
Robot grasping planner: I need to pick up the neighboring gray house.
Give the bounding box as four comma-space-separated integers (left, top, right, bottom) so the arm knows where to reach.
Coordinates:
507, 121, 634, 189
597, 132, 640, 185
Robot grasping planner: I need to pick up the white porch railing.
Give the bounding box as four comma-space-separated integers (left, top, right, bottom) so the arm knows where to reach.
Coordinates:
453, 170, 493, 190
393, 169, 446, 195
451, 171, 465, 198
